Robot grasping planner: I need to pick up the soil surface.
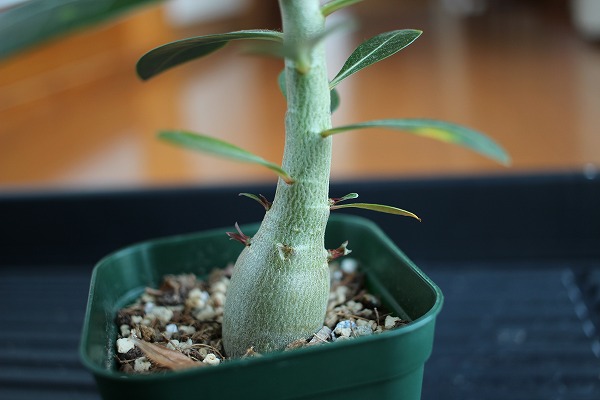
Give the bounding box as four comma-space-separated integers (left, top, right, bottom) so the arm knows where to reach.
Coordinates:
115, 259, 408, 373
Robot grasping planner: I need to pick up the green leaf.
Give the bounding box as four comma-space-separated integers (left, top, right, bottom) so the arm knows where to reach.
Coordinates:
159, 131, 294, 184
278, 69, 286, 97
321, 0, 365, 16
137, 30, 283, 80
0, 0, 161, 60
322, 119, 510, 165
329, 29, 422, 89
330, 203, 421, 221
337, 193, 359, 202
330, 193, 359, 205
278, 70, 341, 113
330, 88, 341, 113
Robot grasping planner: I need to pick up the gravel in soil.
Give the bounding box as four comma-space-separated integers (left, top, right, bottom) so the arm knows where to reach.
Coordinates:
115, 259, 408, 373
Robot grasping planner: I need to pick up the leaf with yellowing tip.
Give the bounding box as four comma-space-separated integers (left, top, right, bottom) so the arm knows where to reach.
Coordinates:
330, 203, 421, 221
159, 131, 294, 184
321, 119, 510, 165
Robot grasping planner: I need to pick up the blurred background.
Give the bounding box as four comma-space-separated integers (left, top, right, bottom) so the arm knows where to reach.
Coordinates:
2, 3, 600, 400
1, 0, 599, 190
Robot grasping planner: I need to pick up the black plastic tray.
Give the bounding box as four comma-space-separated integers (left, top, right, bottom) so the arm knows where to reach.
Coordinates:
1, 172, 599, 399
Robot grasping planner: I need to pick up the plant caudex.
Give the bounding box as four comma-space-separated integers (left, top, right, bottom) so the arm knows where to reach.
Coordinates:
136, 0, 509, 358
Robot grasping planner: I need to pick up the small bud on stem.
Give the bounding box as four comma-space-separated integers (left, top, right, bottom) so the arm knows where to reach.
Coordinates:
226, 222, 251, 246
239, 193, 272, 211
329, 192, 359, 206
327, 241, 352, 262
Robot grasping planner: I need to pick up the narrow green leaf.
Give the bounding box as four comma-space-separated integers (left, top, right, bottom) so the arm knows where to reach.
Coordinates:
322, 119, 510, 165
330, 29, 422, 89
278, 70, 286, 97
330, 203, 421, 221
0, 0, 161, 60
278, 69, 341, 113
159, 131, 294, 184
137, 30, 283, 80
330, 89, 341, 113
330, 193, 359, 205
338, 192, 359, 202
321, 0, 365, 16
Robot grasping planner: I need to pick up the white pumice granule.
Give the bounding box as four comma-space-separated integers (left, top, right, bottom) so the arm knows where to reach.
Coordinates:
116, 338, 135, 354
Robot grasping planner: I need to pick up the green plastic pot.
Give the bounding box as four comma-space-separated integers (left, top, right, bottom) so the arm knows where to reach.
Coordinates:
80, 214, 443, 400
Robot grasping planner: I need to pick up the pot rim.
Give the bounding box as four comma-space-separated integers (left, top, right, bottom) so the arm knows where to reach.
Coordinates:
79, 214, 443, 381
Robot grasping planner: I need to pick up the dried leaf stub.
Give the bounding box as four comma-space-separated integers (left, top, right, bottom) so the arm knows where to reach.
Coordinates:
132, 338, 204, 371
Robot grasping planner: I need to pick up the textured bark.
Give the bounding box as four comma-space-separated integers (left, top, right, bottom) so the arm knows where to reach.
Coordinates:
222, 0, 333, 357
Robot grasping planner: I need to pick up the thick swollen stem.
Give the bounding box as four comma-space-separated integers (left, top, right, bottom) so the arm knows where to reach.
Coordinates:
222, 0, 333, 357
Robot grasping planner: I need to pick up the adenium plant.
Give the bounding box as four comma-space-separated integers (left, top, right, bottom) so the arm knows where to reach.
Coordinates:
136, 0, 509, 358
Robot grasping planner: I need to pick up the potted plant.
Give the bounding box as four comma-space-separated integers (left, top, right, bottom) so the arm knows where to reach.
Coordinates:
80, 1, 509, 399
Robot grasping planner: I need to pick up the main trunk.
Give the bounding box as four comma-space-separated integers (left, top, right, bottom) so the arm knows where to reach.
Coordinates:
222, 0, 333, 357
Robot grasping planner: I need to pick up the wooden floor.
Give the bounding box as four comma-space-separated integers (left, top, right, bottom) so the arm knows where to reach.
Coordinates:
1, 0, 599, 190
